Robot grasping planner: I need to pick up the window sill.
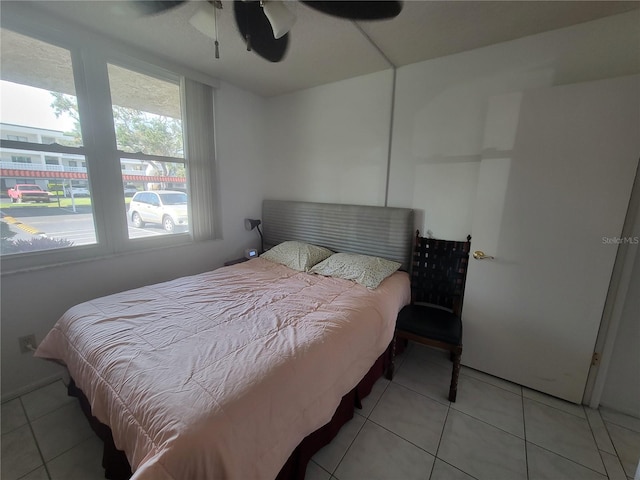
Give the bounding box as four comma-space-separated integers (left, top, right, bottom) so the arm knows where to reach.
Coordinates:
0, 233, 201, 276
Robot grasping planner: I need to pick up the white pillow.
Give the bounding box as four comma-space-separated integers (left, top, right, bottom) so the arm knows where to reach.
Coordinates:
260, 241, 334, 272
309, 252, 401, 289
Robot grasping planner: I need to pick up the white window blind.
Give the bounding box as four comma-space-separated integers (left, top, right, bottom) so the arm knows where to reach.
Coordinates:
182, 78, 218, 241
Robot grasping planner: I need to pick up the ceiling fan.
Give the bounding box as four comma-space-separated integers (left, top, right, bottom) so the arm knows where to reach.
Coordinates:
133, 1, 403, 62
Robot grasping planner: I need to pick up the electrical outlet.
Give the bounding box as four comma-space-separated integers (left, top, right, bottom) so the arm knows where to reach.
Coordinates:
18, 334, 37, 354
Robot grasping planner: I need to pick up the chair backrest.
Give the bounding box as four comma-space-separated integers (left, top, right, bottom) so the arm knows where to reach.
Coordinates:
409, 230, 472, 315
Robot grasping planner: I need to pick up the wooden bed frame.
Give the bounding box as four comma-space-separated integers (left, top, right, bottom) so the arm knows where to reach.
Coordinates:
70, 200, 415, 479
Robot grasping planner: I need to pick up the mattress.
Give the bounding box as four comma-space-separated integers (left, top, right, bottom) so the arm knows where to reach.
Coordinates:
36, 258, 410, 479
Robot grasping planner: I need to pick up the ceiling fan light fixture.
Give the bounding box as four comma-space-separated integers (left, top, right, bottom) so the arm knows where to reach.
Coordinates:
262, 1, 296, 40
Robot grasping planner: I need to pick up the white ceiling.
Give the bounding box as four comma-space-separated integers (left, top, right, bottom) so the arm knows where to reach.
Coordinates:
19, 1, 640, 97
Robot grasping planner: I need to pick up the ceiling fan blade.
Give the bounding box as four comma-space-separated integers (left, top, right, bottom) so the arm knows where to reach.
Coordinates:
300, 1, 402, 20
233, 0, 289, 62
131, 0, 186, 16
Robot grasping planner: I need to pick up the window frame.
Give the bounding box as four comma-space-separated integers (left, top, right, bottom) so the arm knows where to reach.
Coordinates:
0, 14, 217, 274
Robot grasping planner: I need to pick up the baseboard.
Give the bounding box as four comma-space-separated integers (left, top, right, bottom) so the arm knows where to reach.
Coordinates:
1, 372, 67, 403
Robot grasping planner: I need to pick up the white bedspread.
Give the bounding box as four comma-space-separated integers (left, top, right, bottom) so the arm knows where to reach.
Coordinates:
36, 258, 410, 480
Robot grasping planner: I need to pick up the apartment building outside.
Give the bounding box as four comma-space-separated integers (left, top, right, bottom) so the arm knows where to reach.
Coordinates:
1, 123, 183, 195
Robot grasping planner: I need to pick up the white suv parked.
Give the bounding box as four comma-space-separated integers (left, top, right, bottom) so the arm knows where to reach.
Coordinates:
129, 191, 188, 233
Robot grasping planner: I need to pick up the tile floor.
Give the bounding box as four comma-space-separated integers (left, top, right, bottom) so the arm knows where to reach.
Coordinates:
2, 342, 639, 480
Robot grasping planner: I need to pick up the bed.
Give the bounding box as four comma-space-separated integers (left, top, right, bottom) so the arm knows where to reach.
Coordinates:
35, 200, 414, 480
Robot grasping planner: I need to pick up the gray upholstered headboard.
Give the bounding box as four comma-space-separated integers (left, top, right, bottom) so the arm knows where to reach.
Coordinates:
262, 200, 415, 270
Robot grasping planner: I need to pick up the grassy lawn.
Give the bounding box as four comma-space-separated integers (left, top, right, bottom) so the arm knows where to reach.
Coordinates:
0, 197, 92, 209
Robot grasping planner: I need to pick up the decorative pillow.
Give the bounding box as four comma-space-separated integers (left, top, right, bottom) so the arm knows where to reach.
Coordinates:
260, 241, 334, 272
309, 252, 401, 289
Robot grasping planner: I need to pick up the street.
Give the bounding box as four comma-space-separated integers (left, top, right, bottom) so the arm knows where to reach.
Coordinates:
1, 205, 171, 247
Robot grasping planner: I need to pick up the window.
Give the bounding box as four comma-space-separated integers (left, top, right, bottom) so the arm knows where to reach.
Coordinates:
0, 28, 96, 258
11, 156, 31, 163
0, 22, 217, 271
106, 64, 187, 239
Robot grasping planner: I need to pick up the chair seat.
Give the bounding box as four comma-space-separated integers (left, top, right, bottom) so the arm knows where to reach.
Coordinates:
396, 304, 462, 345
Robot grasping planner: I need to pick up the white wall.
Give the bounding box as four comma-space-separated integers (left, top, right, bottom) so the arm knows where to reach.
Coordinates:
0, 80, 268, 399
265, 11, 639, 239
387, 10, 640, 240
215, 81, 270, 255
264, 70, 394, 206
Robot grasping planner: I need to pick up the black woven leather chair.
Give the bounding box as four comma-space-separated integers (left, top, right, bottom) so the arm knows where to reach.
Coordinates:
389, 230, 471, 402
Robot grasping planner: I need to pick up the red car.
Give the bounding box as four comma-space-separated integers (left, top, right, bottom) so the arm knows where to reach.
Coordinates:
7, 184, 52, 203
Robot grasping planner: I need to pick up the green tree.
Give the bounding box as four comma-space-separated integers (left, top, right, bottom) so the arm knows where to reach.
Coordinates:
49, 92, 83, 147
50, 93, 185, 178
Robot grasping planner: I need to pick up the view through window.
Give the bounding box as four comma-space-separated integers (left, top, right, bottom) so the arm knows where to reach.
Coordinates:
0, 28, 96, 256
107, 64, 188, 238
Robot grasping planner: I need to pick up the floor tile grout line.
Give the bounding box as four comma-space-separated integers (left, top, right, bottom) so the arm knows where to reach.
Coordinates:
455, 370, 526, 405
38, 434, 98, 471
408, 343, 522, 395
21, 390, 97, 474
356, 416, 459, 480
446, 403, 525, 440
19, 397, 52, 480
362, 374, 450, 479
459, 367, 525, 397
525, 438, 614, 478
365, 398, 529, 479
586, 407, 621, 478
405, 347, 530, 402
522, 395, 591, 422
431, 458, 483, 480
357, 373, 483, 480
387, 378, 451, 409
362, 377, 392, 420
0, 419, 30, 437
309, 459, 332, 477
0, 378, 66, 408
16, 465, 48, 480
329, 415, 367, 477
366, 415, 439, 459
602, 416, 640, 435
448, 401, 525, 439
524, 397, 610, 476
427, 401, 451, 480
388, 377, 451, 408
600, 414, 631, 477
24, 399, 77, 425
20, 380, 76, 424
390, 354, 451, 407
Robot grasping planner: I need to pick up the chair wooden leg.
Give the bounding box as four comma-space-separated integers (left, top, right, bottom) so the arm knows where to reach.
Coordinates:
448, 351, 462, 402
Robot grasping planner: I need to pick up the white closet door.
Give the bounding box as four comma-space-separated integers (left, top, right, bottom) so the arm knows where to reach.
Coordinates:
463, 75, 639, 403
